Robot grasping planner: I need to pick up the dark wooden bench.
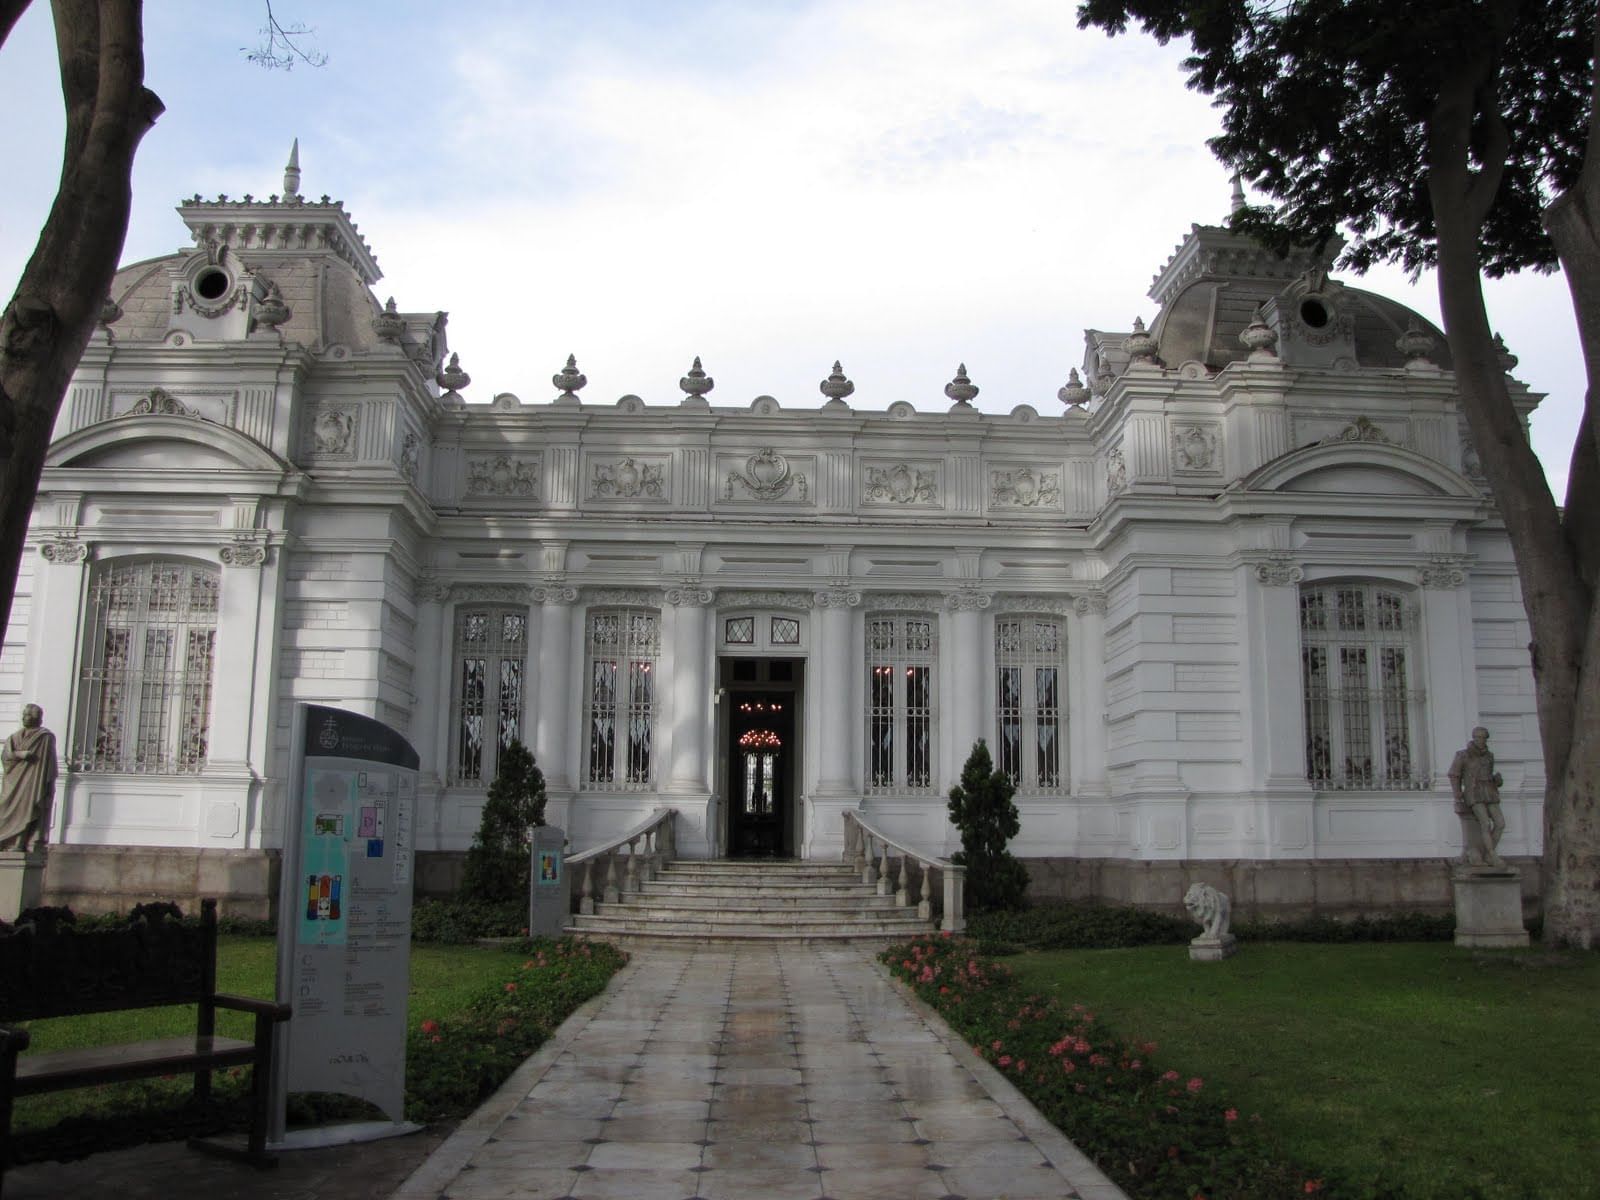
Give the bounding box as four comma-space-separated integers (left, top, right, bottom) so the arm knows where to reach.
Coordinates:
0, 899, 291, 1191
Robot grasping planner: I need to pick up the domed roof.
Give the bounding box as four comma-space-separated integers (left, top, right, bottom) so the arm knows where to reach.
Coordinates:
1146, 223, 1452, 373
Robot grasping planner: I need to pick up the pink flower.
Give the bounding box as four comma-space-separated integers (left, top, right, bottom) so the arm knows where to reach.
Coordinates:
504, 982, 518, 993
1015, 1059, 1026, 1071
1186, 1077, 1203, 1094
1161, 1069, 1181, 1083
430, 1034, 442, 1044
1303, 1182, 1324, 1195
991, 1040, 1003, 1051
420, 1019, 440, 1035
998, 1055, 1013, 1067
1225, 1109, 1239, 1123
1062, 1060, 1076, 1074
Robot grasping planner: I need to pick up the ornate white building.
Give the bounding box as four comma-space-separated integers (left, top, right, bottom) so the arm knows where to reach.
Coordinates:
1, 163, 1543, 917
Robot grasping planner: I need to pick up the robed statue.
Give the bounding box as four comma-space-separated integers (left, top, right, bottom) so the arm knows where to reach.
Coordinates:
0, 704, 57, 853
1448, 726, 1505, 868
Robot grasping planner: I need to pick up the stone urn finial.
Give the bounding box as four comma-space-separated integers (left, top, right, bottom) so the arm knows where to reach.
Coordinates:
1396, 319, 1436, 368
1124, 316, 1159, 366
437, 352, 471, 396
373, 297, 405, 342
98, 295, 123, 329
553, 354, 587, 399
1057, 368, 1089, 408
254, 280, 291, 330
944, 363, 979, 407
1239, 310, 1279, 361
680, 356, 715, 399
820, 360, 855, 406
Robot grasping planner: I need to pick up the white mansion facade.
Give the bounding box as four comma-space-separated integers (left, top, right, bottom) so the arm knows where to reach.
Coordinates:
1, 170, 1544, 917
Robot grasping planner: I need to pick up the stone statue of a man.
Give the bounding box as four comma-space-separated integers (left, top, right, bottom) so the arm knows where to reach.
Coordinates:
1448, 726, 1505, 868
0, 704, 57, 853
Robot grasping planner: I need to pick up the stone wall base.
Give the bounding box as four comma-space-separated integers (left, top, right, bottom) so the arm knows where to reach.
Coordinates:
42, 846, 282, 920
1024, 856, 1541, 923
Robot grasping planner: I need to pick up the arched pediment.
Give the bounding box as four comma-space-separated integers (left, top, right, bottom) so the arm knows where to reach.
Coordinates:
1239, 440, 1480, 500
46, 415, 289, 474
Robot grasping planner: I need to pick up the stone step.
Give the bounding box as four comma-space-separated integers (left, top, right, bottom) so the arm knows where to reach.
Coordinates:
612, 893, 902, 913
592, 901, 920, 924
569, 912, 930, 938
639, 880, 886, 898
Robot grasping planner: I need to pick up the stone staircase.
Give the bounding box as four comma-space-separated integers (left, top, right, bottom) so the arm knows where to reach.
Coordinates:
566, 859, 939, 945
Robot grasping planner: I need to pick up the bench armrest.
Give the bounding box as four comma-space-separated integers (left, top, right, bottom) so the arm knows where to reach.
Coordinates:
0, 1023, 30, 1055
209, 993, 292, 1022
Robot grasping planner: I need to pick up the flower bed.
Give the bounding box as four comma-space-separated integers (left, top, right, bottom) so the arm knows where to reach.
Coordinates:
883, 934, 1330, 1200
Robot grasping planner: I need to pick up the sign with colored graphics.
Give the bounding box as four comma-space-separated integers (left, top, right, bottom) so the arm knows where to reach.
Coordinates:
274, 705, 419, 1130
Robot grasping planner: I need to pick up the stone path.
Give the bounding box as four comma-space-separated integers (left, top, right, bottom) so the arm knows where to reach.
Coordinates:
392, 943, 1127, 1200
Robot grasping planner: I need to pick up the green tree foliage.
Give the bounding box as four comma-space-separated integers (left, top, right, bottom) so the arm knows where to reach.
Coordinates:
947, 739, 1030, 912
459, 739, 546, 904
1077, 0, 1600, 949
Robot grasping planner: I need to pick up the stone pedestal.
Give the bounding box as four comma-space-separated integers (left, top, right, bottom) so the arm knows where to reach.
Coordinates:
1189, 934, 1237, 962
1452, 866, 1529, 949
0, 851, 46, 922
528, 826, 571, 938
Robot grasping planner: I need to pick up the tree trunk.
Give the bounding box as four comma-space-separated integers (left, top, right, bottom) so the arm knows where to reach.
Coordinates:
0, 0, 162, 639
1430, 58, 1600, 948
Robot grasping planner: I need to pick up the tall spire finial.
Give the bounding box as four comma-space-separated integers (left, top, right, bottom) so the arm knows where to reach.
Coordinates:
1230, 173, 1245, 215
284, 138, 302, 198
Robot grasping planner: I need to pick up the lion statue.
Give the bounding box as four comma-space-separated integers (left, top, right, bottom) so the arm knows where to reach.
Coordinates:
1183, 881, 1231, 942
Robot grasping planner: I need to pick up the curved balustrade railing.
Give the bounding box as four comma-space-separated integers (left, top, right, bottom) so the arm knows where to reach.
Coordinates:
568, 807, 678, 915
841, 810, 965, 933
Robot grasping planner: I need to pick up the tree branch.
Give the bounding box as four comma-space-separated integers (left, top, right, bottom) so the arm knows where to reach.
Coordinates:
0, 0, 32, 53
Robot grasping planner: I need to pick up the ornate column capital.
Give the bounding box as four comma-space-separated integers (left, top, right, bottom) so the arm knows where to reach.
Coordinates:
1254, 554, 1304, 587
944, 589, 993, 612
38, 536, 89, 564
533, 583, 580, 605
666, 586, 715, 608
417, 578, 452, 603
219, 542, 268, 568
812, 588, 861, 609
1072, 592, 1108, 616
1419, 555, 1469, 589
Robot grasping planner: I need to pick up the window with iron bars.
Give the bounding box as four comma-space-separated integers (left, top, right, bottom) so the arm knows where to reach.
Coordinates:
865, 614, 937, 795
1299, 583, 1428, 790
584, 609, 659, 790
74, 560, 218, 774
995, 616, 1065, 793
451, 607, 528, 785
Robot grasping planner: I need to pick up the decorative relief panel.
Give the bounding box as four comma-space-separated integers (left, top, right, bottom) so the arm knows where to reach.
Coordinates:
990, 467, 1062, 510
466, 455, 539, 498
451, 585, 534, 603
1169, 423, 1220, 474
583, 587, 663, 607
400, 433, 420, 482
718, 590, 815, 610
590, 456, 668, 502
1106, 448, 1127, 495
863, 462, 938, 506
308, 407, 357, 457
859, 592, 939, 612
993, 594, 1074, 615
722, 448, 811, 503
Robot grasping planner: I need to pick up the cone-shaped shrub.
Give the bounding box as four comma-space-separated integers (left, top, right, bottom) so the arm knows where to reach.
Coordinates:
460, 739, 547, 903
947, 738, 1029, 912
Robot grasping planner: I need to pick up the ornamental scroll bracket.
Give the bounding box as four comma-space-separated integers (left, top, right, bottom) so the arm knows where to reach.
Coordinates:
1254, 555, 1304, 587
1419, 556, 1469, 589
725, 448, 809, 502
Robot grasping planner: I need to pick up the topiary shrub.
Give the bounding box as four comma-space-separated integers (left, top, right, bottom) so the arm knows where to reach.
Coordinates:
459, 739, 547, 905
946, 739, 1029, 912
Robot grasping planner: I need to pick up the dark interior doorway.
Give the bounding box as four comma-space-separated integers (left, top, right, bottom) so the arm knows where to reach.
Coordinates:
721, 658, 801, 858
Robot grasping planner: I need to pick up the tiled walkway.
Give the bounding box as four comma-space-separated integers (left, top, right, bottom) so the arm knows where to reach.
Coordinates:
393, 943, 1127, 1200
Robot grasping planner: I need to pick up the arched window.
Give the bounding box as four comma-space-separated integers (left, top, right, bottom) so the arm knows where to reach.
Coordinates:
864, 613, 937, 795
74, 560, 218, 774
450, 606, 528, 785
994, 615, 1066, 793
584, 609, 659, 789
1299, 582, 1426, 790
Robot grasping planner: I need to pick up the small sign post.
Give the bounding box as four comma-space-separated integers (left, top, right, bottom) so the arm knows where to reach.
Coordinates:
528, 825, 570, 938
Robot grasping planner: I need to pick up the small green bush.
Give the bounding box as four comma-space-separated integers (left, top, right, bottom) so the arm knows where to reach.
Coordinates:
969, 902, 1194, 950
947, 739, 1029, 912
411, 896, 527, 943
459, 739, 547, 905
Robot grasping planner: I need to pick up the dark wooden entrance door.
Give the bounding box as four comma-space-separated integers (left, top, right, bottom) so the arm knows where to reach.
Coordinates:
727, 692, 793, 857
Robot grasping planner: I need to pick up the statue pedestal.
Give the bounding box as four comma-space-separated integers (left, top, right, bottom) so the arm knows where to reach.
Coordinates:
0, 850, 46, 922
1189, 934, 1237, 962
1452, 866, 1529, 949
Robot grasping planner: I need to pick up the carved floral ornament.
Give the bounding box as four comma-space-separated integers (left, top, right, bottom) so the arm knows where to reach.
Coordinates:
584, 588, 664, 608
1170, 424, 1219, 473
864, 463, 937, 505
945, 590, 993, 611
39, 538, 88, 564
534, 584, 580, 605
1335, 415, 1387, 444
123, 388, 200, 419
452, 584, 535, 604
719, 590, 816, 610
725, 448, 809, 502
1255, 555, 1304, 586
666, 586, 716, 608
813, 588, 862, 609
219, 541, 267, 568
990, 467, 1060, 509
1419, 556, 1468, 589
1072, 593, 1109, 616
466, 455, 539, 498
310, 407, 356, 455
592, 457, 665, 500
1106, 448, 1128, 495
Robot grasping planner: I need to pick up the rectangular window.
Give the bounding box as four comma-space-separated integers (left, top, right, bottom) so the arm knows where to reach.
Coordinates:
585, 609, 659, 789
864, 614, 937, 795
1300, 583, 1425, 790
74, 561, 219, 774
994, 616, 1066, 793
451, 607, 527, 785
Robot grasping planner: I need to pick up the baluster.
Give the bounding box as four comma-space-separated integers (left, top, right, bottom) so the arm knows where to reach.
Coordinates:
915, 860, 932, 920
863, 835, 879, 887
579, 861, 596, 915
625, 837, 641, 893
644, 829, 659, 881
895, 855, 909, 907
603, 850, 621, 904
942, 863, 966, 933
876, 843, 891, 896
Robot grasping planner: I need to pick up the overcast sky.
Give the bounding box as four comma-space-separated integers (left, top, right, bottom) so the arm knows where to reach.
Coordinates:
0, 0, 1583, 497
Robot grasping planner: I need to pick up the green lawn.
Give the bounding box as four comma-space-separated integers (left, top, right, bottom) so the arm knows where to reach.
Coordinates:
1006, 943, 1600, 1200
12, 937, 532, 1133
